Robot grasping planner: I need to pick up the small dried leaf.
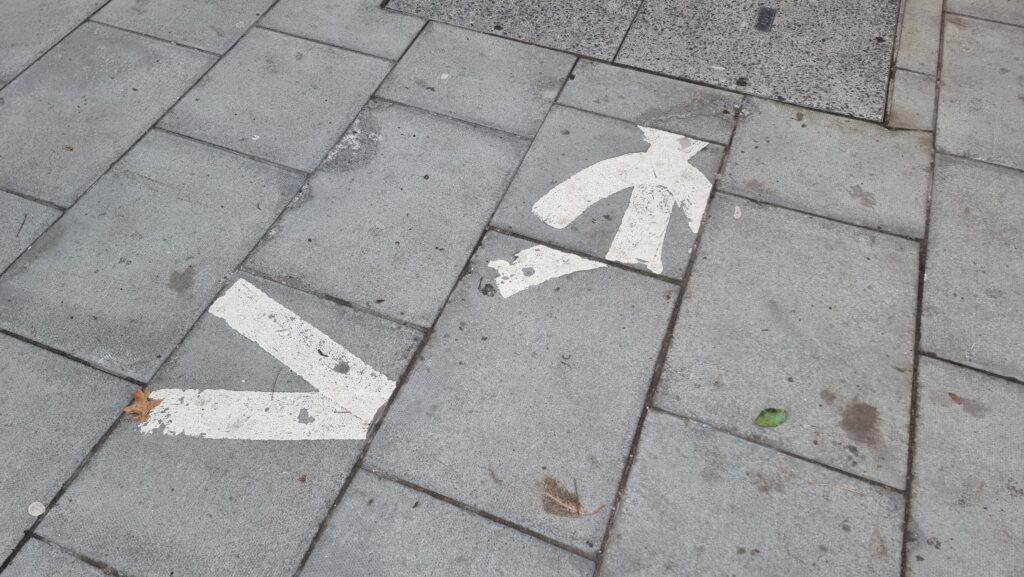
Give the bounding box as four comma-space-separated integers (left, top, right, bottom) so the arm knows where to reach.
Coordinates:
123, 389, 161, 423
948, 392, 963, 405
755, 408, 788, 428
542, 476, 603, 518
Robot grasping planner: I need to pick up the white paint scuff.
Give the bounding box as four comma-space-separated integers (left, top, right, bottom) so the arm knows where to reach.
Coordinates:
488, 244, 605, 298
532, 126, 713, 274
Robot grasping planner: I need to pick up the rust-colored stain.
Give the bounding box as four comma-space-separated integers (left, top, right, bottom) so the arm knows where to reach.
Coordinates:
542, 476, 603, 518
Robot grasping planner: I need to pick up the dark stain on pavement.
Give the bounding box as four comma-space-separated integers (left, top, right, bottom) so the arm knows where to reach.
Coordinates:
841, 401, 880, 446
168, 267, 195, 294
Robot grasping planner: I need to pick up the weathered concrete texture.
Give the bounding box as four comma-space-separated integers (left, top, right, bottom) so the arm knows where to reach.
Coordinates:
936, 15, 1024, 171
558, 60, 741, 145
262, 0, 425, 60
37, 277, 420, 577
94, 0, 276, 54
948, 0, 1024, 26
4, 539, 110, 577
0, 334, 131, 559
657, 196, 918, 488
246, 101, 527, 327
492, 105, 724, 279
303, 472, 594, 577
600, 411, 905, 576
616, 0, 898, 120
0, 0, 104, 82
0, 131, 303, 381
888, 69, 937, 130
723, 98, 932, 238
366, 232, 676, 552
896, 0, 944, 75
386, 0, 642, 60
906, 357, 1024, 576
161, 28, 390, 171
378, 23, 574, 137
921, 156, 1024, 381
0, 23, 213, 207
0, 192, 60, 272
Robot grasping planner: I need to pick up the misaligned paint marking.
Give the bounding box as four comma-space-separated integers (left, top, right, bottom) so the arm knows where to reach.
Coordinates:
488, 244, 605, 298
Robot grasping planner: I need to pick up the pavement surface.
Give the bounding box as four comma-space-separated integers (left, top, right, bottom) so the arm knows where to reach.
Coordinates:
0, 0, 1022, 575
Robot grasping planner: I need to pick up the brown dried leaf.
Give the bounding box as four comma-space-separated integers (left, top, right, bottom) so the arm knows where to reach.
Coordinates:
542, 476, 604, 518
948, 392, 963, 405
123, 389, 161, 423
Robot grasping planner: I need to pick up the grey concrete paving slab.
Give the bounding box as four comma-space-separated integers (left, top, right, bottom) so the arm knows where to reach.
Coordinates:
0, 0, 105, 83
936, 15, 1024, 171
722, 98, 932, 237
921, 155, 1024, 381
896, 0, 943, 75
492, 105, 724, 279
93, 0, 277, 54
656, 196, 918, 488
386, 0, 642, 60
377, 23, 574, 137
0, 333, 131, 559
0, 131, 303, 382
616, 0, 898, 121
558, 60, 741, 145
600, 411, 905, 576
246, 101, 528, 327
365, 231, 676, 552
0, 23, 213, 207
302, 471, 593, 577
261, 0, 424, 60
0, 191, 60, 272
948, 0, 1024, 26
4, 539, 109, 577
906, 357, 1024, 575
37, 276, 420, 577
160, 28, 390, 172
888, 69, 937, 131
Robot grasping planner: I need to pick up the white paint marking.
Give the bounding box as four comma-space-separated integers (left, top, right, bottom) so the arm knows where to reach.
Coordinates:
488, 244, 605, 298
532, 126, 712, 274
28, 502, 45, 517
734, 205, 742, 219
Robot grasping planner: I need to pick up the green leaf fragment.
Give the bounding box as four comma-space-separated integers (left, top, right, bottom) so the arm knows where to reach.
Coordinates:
755, 408, 788, 428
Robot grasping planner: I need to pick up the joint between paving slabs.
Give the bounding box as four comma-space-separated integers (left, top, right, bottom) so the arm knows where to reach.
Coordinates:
252, 25, 407, 64
87, 19, 220, 57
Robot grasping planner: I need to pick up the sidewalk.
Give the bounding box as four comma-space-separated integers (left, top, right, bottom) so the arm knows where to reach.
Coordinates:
0, 0, 1022, 575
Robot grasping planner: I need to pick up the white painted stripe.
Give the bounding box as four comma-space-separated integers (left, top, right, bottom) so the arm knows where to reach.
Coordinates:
605, 183, 675, 274
488, 244, 605, 298
140, 389, 368, 440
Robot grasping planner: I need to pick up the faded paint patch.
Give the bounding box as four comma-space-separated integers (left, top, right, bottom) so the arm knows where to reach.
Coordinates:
488, 244, 605, 298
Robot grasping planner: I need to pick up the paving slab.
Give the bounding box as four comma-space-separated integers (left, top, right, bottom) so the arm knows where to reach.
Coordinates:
246, 101, 528, 327
0, 23, 213, 207
365, 231, 676, 551
558, 60, 741, 145
0, 0, 105, 83
0, 191, 61, 272
0, 334, 131, 559
616, 0, 898, 120
921, 155, 1024, 381
722, 98, 932, 237
160, 28, 390, 172
600, 411, 904, 576
302, 471, 593, 577
4, 539, 110, 577
656, 196, 918, 488
888, 69, 937, 131
377, 23, 575, 137
94, 0, 277, 53
948, 0, 1024, 25
0, 131, 303, 382
492, 105, 724, 279
936, 15, 1024, 171
896, 0, 943, 74
386, 0, 642, 60
261, 0, 424, 60
906, 357, 1024, 575
37, 275, 420, 577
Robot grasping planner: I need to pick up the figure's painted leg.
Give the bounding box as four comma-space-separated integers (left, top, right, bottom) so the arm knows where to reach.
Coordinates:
605, 184, 675, 274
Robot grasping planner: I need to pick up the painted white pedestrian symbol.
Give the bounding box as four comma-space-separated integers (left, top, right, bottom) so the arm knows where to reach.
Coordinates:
138, 279, 395, 441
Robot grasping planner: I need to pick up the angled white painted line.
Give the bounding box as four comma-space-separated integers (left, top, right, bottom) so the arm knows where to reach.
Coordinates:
532, 126, 712, 274
488, 244, 605, 298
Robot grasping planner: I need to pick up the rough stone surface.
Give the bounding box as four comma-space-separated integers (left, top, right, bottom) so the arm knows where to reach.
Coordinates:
246, 101, 527, 327
616, 0, 899, 120
0, 131, 303, 381
888, 69, 936, 130
366, 231, 676, 552
377, 23, 574, 137
0, 192, 60, 272
921, 155, 1024, 381
936, 15, 1024, 171
4, 539, 110, 577
896, 0, 943, 74
906, 357, 1024, 576
302, 472, 594, 577
600, 411, 905, 576
0, 334, 131, 559
722, 98, 932, 237
0, 0, 104, 82
0, 23, 213, 206
656, 196, 919, 488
